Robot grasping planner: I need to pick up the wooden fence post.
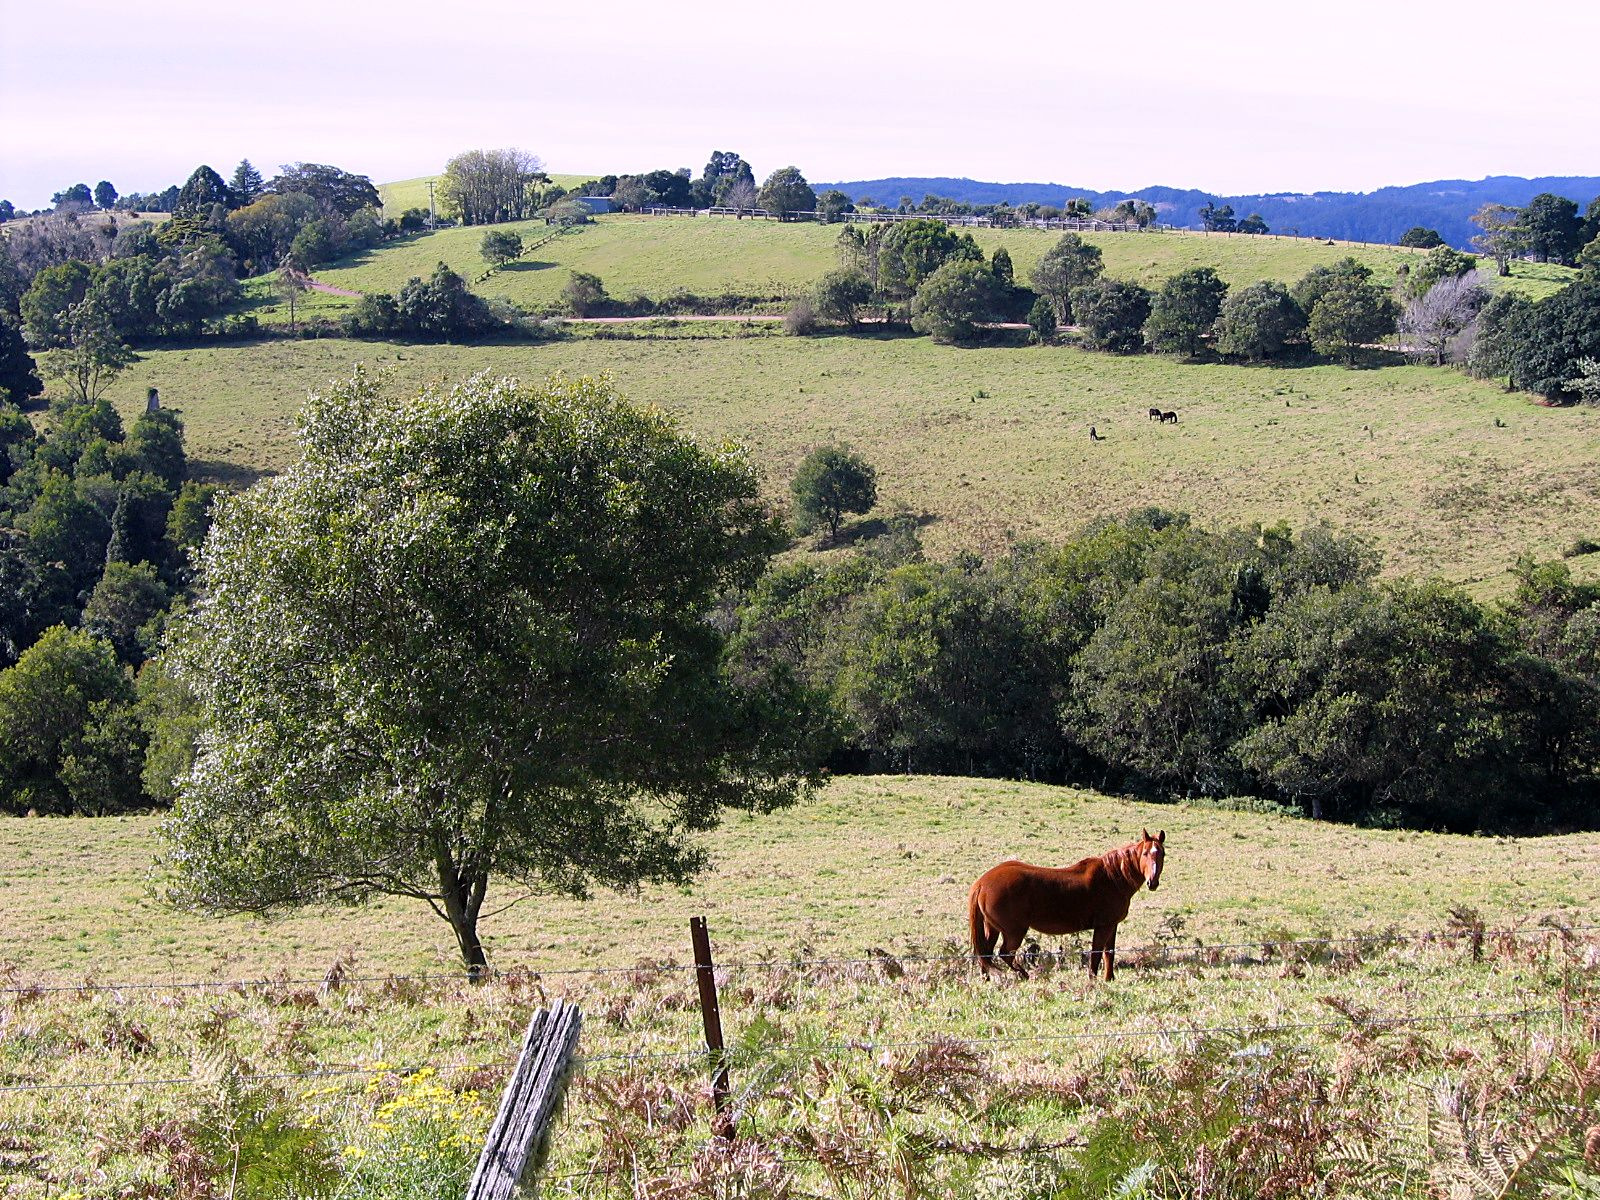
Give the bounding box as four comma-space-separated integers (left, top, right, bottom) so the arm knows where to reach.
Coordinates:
465, 997, 583, 1200
690, 915, 735, 1140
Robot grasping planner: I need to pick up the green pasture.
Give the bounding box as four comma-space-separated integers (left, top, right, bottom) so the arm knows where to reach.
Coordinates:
289, 215, 1574, 315
106, 335, 1600, 586
6, 785, 1596, 1197
1, 775, 1592, 979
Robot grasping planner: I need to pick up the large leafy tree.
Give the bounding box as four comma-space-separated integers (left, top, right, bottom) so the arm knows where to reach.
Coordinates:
0, 315, 43, 406
1072, 279, 1153, 353
1521, 192, 1584, 265
1144, 267, 1228, 356
1213, 281, 1306, 362
159, 371, 814, 973
791, 443, 877, 538
269, 163, 382, 217
757, 167, 817, 220
1306, 276, 1397, 364
910, 258, 1003, 343
1028, 233, 1104, 324
174, 166, 231, 219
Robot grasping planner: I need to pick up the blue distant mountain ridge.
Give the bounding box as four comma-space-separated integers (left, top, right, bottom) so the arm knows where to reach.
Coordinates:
815, 175, 1600, 249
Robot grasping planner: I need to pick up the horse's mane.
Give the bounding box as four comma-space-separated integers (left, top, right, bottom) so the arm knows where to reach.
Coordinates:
1098, 839, 1148, 888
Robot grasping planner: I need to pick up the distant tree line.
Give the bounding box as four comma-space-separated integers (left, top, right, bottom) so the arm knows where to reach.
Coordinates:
1471, 192, 1600, 273
730, 508, 1600, 833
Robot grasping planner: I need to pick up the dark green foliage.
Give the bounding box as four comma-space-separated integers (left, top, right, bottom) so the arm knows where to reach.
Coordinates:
815, 189, 854, 222
1029, 233, 1104, 323
53, 184, 92, 209
174, 166, 230, 219
343, 264, 499, 342
1407, 244, 1478, 297
0, 200, 14, 223
1072, 279, 1153, 353
159, 370, 814, 972
1237, 212, 1269, 235
1400, 226, 1445, 248
1198, 202, 1236, 232
729, 511, 1595, 830
479, 229, 523, 269
0, 625, 145, 815
563, 270, 607, 317
83, 562, 170, 663
1467, 290, 1536, 388
1522, 192, 1584, 265
1290, 256, 1371, 316
1144, 267, 1229, 356
872, 219, 979, 300
989, 246, 1013, 288
812, 269, 873, 326
0, 315, 42, 407
1027, 296, 1057, 344
910, 258, 1003, 343
1510, 278, 1600, 400
268, 163, 381, 217
166, 481, 220, 563
1305, 275, 1398, 364
20, 260, 93, 346
791, 443, 878, 537
93, 181, 117, 211
1213, 281, 1307, 361
228, 160, 264, 207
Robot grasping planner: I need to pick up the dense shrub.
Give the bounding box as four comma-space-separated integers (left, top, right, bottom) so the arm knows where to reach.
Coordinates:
1072, 279, 1153, 353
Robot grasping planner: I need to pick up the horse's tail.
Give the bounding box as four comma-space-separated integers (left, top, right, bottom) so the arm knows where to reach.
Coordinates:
968, 882, 998, 972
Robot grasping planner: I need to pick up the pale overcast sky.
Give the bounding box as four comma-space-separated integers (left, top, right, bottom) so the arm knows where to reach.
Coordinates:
2, 0, 1596, 208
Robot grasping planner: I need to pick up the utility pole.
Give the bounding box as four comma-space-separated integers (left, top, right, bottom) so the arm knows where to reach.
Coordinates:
427, 179, 437, 231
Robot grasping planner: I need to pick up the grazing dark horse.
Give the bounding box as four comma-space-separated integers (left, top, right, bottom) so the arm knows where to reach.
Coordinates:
969, 830, 1165, 980
1160, 410, 1179, 424
1147, 407, 1162, 421
1089, 425, 1104, 441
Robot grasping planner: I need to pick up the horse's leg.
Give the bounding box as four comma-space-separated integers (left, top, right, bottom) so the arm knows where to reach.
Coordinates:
998, 927, 1029, 979
1103, 926, 1117, 981
1088, 927, 1106, 979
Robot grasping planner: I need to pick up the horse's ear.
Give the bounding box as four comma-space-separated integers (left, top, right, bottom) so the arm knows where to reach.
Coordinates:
1141, 828, 1150, 841
1157, 830, 1165, 842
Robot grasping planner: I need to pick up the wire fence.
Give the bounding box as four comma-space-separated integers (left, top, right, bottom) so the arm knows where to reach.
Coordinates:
5, 919, 1592, 998
4, 999, 1589, 1096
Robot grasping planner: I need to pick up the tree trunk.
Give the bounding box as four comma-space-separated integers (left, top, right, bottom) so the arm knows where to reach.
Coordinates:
435, 838, 490, 979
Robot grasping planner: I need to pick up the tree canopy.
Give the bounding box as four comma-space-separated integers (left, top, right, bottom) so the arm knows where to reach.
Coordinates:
159, 370, 815, 973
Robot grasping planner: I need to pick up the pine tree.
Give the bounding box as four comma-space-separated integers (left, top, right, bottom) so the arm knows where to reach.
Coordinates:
228, 160, 264, 208
0, 315, 43, 406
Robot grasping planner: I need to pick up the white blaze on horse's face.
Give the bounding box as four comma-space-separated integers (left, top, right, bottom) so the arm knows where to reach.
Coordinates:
1140, 829, 1166, 891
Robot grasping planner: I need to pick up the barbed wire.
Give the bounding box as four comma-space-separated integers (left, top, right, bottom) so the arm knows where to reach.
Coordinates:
7, 1001, 1584, 1094
3, 920, 1592, 998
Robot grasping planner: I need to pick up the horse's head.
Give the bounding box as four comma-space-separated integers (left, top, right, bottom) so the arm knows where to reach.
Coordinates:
1138, 829, 1166, 891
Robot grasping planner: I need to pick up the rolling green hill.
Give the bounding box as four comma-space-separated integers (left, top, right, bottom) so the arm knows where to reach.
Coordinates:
253, 215, 1574, 327
107, 334, 1600, 588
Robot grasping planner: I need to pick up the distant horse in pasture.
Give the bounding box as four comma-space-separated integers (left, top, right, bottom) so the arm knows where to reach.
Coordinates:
968, 830, 1166, 980
1147, 407, 1162, 420
1160, 410, 1179, 424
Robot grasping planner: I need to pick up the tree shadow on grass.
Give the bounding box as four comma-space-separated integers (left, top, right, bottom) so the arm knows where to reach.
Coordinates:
189, 459, 272, 489
829, 510, 939, 549
500, 260, 558, 272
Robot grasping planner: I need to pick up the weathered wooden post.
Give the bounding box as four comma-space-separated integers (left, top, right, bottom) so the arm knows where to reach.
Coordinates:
465, 997, 583, 1200
690, 916, 735, 1140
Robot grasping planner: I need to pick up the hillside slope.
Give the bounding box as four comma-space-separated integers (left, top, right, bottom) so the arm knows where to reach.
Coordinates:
106, 335, 1600, 587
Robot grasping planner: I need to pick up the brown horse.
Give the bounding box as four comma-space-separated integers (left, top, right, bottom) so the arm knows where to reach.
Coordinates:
968, 830, 1165, 980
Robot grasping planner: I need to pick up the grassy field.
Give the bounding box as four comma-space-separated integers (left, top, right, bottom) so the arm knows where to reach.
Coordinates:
2, 776, 1593, 979
106, 335, 1600, 587
377, 173, 601, 217
4, 777, 1597, 1197
286, 216, 1575, 317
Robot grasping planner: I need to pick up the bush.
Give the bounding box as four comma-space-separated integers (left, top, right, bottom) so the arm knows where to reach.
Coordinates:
479, 229, 523, 270
1213, 282, 1307, 362
563, 271, 607, 317
791, 443, 876, 537
910, 259, 1001, 343
1026, 296, 1057, 344
783, 296, 819, 336
1072, 279, 1152, 353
